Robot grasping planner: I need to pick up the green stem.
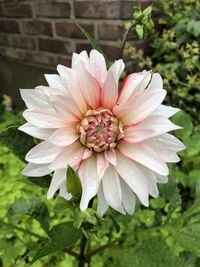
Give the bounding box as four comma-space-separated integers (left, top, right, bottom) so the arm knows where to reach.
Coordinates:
0, 220, 44, 239
78, 235, 87, 267
120, 21, 136, 59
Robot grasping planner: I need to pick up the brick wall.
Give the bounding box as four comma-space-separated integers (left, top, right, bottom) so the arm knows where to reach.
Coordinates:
0, 0, 151, 69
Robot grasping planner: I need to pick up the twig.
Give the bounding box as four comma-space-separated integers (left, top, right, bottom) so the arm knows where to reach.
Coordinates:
120, 21, 136, 59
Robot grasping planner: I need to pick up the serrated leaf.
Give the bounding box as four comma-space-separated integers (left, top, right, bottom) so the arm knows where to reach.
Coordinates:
76, 23, 109, 65
111, 237, 186, 267
170, 224, 200, 256
67, 166, 82, 198
31, 222, 82, 264
135, 24, 144, 39
171, 111, 193, 141
0, 126, 35, 162
8, 198, 50, 233
143, 5, 153, 16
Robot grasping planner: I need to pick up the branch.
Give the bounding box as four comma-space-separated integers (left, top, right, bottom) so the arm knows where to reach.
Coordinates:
120, 21, 136, 59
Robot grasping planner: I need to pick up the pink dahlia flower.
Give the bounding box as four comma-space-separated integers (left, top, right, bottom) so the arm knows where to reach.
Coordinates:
19, 49, 185, 215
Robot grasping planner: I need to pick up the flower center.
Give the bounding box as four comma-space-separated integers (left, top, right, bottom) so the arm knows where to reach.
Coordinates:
77, 108, 124, 152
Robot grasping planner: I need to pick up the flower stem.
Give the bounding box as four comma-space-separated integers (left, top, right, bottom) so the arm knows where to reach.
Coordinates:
120, 21, 136, 59
78, 235, 87, 267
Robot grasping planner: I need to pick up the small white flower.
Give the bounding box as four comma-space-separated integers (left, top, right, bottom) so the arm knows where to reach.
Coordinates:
19, 49, 185, 215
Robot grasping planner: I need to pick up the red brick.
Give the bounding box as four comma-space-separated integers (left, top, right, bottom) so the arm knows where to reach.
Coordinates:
55, 22, 94, 39
9, 35, 36, 49
38, 38, 72, 54
98, 23, 123, 41
74, 1, 135, 19
24, 51, 57, 67
22, 20, 52, 36
0, 33, 9, 45
56, 56, 71, 67
3, 3, 32, 17
35, 3, 70, 18
76, 42, 92, 54
101, 44, 120, 60
0, 20, 20, 33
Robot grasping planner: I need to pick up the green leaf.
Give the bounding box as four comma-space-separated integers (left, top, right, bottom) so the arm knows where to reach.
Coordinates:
8, 198, 50, 233
171, 111, 193, 141
170, 224, 200, 256
67, 166, 82, 198
111, 237, 187, 267
31, 222, 82, 264
159, 179, 181, 219
76, 23, 109, 65
0, 126, 35, 162
132, 7, 143, 20
143, 5, 153, 16
135, 24, 144, 39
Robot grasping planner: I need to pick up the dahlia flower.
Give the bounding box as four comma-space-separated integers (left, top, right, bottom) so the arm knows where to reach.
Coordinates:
19, 49, 185, 215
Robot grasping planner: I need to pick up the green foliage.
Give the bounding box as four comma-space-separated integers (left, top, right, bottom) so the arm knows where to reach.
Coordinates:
124, 0, 200, 123
31, 222, 82, 264
66, 166, 82, 199
0, 126, 35, 162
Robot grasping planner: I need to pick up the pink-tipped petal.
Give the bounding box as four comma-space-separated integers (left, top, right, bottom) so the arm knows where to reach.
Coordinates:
21, 162, 51, 177
97, 183, 109, 216
79, 155, 100, 211
102, 69, 118, 109
120, 179, 136, 215
57, 65, 87, 114
25, 141, 62, 164
117, 71, 150, 104
23, 109, 67, 128
89, 49, 107, 85
115, 152, 149, 206
47, 169, 67, 199
49, 141, 85, 170
97, 153, 109, 179
105, 149, 117, 166
20, 89, 51, 109
49, 127, 79, 146
118, 140, 169, 176
102, 165, 125, 214
19, 123, 54, 140
44, 74, 66, 90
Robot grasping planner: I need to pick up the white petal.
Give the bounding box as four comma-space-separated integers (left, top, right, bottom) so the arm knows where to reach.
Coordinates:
47, 169, 66, 199
19, 123, 54, 140
51, 94, 82, 122
152, 104, 180, 118
155, 133, 186, 152
156, 174, 168, 183
117, 90, 166, 125
97, 183, 109, 216
102, 69, 118, 109
23, 109, 66, 128
109, 59, 125, 85
79, 155, 100, 211
49, 127, 78, 146
124, 115, 181, 143
76, 61, 101, 109
21, 162, 51, 177
102, 165, 125, 214
49, 141, 85, 170
147, 73, 163, 92
117, 70, 150, 104
120, 179, 136, 215
20, 89, 51, 109
97, 153, 109, 179
57, 65, 87, 114
89, 49, 107, 85
44, 74, 66, 90
115, 152, 149, 206
118, 140, 169, 176
25, 141, 62, 164
59, 180, 72, 200
105, 149, 117, 166
138, 166, 159, 197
